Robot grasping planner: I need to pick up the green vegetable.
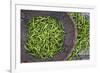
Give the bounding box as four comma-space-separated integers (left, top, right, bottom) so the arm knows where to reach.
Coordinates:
25, 16, 64, 60
68, 13, 90, 60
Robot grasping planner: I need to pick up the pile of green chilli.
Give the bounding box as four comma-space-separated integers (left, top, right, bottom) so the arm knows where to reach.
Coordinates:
68, 13, 90, 60
25, 16, 64, 60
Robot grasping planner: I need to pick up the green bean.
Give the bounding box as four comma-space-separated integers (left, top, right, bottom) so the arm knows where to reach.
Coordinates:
68, 12, 90, 60
25, 16, 64, 60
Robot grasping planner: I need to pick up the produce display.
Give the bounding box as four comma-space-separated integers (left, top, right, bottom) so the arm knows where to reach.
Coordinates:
21, 11, 90, 61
